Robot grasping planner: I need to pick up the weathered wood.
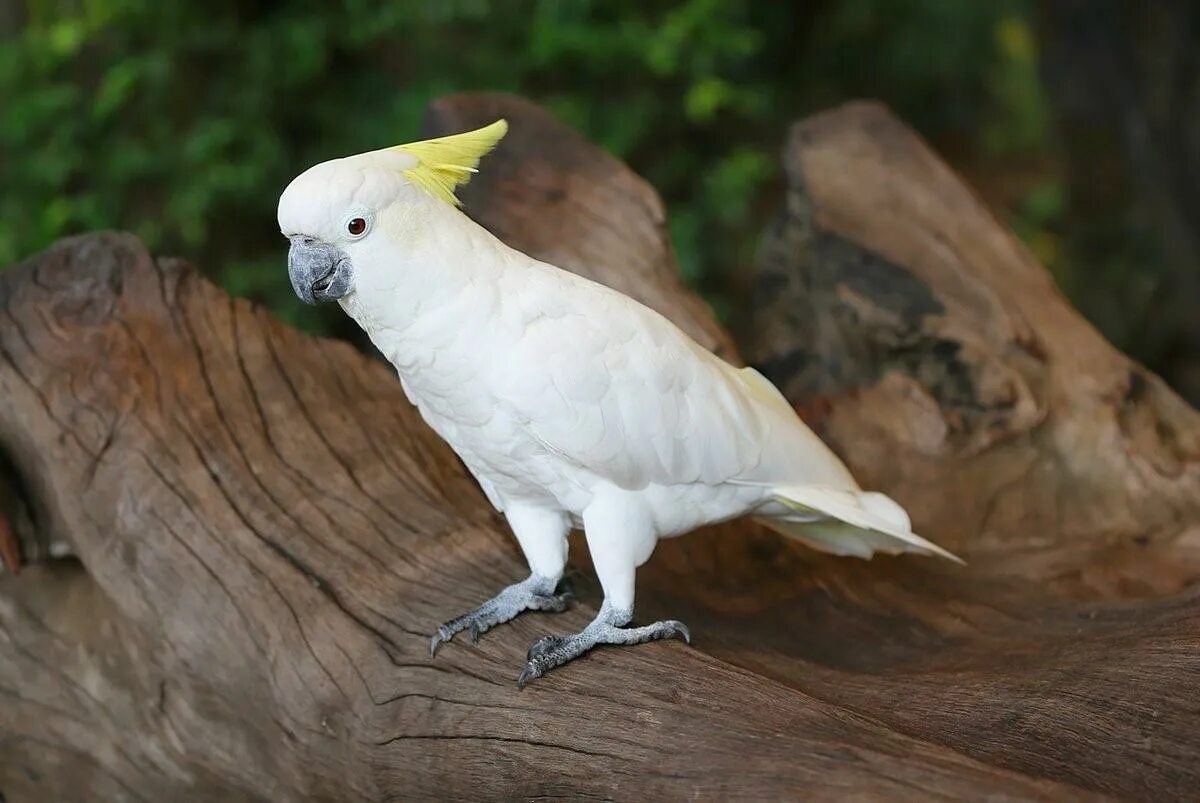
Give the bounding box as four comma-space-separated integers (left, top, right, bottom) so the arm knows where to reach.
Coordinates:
0, 454, 63, 573
0, 94, 1196, 801
744, 101, 1200, 571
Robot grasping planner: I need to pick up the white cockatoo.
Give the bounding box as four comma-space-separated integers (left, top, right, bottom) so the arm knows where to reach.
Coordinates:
277, 120, 960, 686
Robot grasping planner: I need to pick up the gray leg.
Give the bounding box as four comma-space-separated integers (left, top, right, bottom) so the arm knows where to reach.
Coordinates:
429, 574, 572, 656
516, 600, 691, 687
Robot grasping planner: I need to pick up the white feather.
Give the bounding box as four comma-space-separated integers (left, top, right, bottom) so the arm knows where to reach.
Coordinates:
760, 486, 963, 563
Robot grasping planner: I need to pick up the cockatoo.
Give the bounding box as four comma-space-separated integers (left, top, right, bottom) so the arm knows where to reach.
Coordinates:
278, 120, 959, 686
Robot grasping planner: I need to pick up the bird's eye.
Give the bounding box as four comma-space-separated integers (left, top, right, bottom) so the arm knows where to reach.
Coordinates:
346, 217, 367, 237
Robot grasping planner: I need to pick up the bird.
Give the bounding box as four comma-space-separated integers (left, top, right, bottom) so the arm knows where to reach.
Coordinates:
277, 119, 960, 686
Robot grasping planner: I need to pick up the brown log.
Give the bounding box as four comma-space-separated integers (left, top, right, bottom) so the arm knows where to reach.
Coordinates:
0, 438, 65, 574
0, 93, 1195, 801
0, 512, 17, 574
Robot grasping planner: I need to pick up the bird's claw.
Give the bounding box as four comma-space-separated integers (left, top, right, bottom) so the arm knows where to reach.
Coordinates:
517, 635, 581, 687
516, 659, 543, 689
516, 613, 693, 688
663, 620, 692, 645
428, 575, 574, 657
429, 625, 456, 657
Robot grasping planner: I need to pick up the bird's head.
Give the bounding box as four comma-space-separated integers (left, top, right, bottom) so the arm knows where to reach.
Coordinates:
276, 119, 507, 305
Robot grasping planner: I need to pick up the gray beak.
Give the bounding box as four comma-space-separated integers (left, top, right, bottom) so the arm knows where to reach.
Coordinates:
287, 236, 353, 305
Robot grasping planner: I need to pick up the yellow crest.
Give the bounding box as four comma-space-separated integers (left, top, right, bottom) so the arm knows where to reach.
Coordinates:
392, 119, 508, 207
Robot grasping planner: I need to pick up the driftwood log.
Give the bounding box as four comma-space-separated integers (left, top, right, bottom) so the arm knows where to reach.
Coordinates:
0, 93, 1197, 801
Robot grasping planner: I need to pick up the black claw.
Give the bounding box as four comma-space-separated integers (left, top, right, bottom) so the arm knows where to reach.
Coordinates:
513, 662, 532, 691
430, 619, 472, 657
516, 653, 559, 688
468, 620, 482, 643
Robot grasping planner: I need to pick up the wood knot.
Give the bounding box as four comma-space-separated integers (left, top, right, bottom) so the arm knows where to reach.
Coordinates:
35, 233, 135, 329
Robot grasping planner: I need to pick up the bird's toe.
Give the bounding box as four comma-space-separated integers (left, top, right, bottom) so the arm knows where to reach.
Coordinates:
526, 634, 568, 661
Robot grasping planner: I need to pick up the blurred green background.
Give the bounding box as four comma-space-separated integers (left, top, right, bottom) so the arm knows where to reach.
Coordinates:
2, 0, 1198, 402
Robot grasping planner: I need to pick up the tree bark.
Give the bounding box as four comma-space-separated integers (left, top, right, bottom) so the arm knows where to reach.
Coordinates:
0, 94, 1195, 801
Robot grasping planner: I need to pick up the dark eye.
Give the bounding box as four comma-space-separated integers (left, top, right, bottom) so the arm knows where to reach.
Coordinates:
347, 217, 367, 236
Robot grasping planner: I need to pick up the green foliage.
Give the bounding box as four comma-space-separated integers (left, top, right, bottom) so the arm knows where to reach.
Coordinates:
983, 15, 1049, 156
1, 0, 1046, 334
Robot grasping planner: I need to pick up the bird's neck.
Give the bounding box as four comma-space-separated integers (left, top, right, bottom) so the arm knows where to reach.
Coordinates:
339, 211, 514, 380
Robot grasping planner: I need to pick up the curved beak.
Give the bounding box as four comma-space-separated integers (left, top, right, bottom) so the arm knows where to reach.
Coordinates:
287, 236, 352, 305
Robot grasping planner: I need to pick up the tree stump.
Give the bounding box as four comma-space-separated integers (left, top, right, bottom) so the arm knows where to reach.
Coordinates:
0, 93, 1195, 801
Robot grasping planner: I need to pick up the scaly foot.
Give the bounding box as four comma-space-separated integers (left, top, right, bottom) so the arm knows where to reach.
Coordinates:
429, 574, 572, 656
517, 601, 691, 687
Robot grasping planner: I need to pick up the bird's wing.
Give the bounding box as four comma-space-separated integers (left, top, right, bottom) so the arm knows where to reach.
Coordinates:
482, 264, 868, 489
488, 267, 817, 490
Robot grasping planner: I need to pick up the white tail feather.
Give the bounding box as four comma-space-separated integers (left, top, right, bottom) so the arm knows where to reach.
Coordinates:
760, 485, 963, 564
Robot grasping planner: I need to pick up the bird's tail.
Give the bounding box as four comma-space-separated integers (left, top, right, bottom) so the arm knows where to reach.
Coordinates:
756, 485, 963, 564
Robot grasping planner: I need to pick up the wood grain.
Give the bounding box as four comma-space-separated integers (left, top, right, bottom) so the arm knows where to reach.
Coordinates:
0, 94, 1194, 801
